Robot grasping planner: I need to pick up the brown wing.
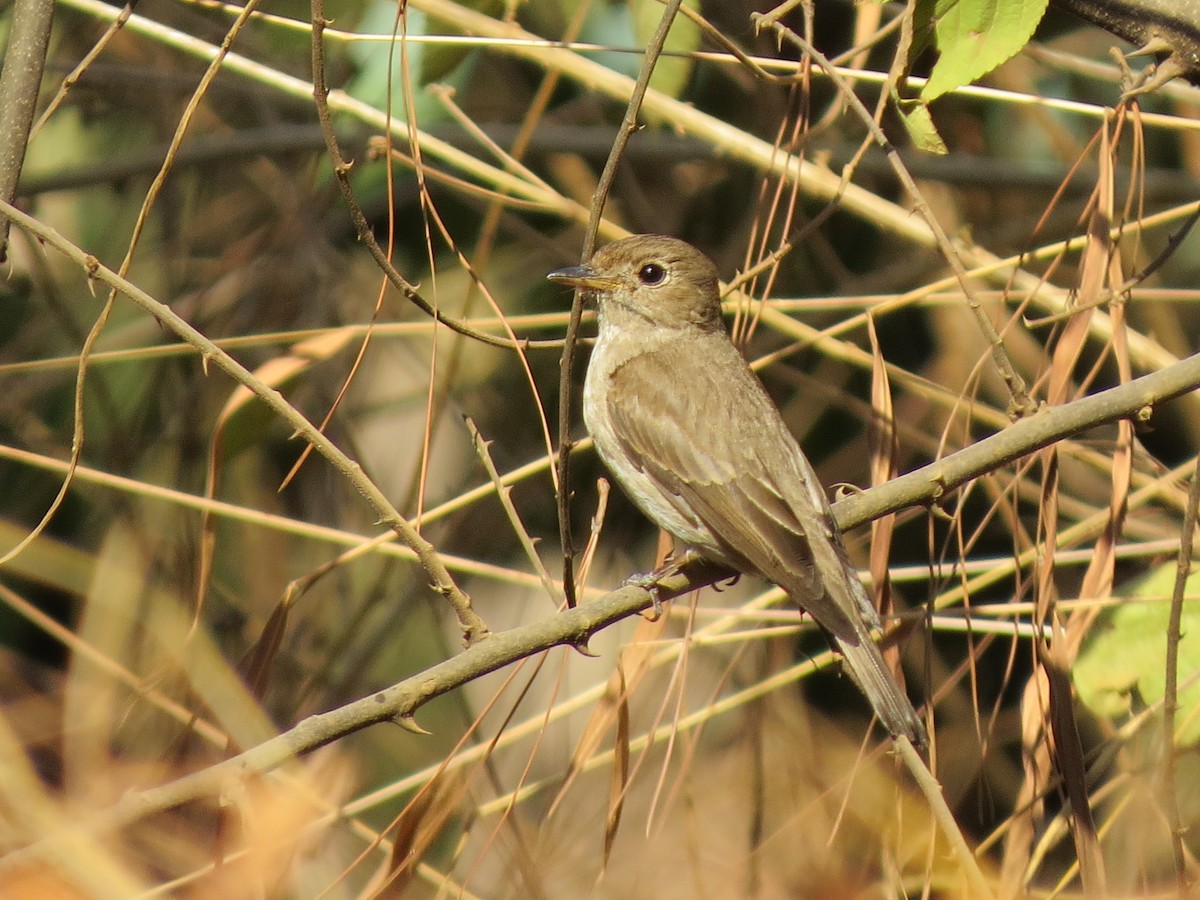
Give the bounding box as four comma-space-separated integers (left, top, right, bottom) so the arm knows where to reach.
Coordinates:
605, 334, 927, 744
604, 334, 874, 641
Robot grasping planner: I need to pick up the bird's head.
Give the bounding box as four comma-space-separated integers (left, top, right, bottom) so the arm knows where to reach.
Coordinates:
548, 234, 723, 332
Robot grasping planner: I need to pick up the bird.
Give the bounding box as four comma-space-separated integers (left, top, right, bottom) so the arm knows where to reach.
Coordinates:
548, 234, 926, 746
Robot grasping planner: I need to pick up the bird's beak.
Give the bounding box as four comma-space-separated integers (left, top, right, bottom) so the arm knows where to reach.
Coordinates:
547, 264, 619, 292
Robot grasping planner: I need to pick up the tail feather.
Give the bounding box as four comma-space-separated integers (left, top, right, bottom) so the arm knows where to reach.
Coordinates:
835, 624, 927, 746
798, 518, 927, 745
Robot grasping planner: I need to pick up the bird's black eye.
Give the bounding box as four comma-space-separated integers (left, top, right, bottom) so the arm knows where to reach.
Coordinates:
638, 263, 666, 285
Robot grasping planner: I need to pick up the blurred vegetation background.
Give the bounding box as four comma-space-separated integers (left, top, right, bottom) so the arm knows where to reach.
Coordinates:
2, 0, 1200, 896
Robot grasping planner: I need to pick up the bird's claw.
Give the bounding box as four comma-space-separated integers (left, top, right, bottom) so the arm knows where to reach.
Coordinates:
623, 570, 665, 618
622, 569, 658, 589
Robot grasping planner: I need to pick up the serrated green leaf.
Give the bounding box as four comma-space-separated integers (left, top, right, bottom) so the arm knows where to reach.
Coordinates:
1074, 564, 1200, 747
920, 0, 1049, 102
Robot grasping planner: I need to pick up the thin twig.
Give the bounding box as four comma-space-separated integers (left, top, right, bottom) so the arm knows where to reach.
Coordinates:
465, 418, 564, 608
752, 15, 1036, 417
0, 0, 55, 261
309, 2, 547, 352
0, 199, 489, 645
895, 736, 994, 897
555, 0, 686, 607
1163, 454, 1200, 890
0, 0, 261, 574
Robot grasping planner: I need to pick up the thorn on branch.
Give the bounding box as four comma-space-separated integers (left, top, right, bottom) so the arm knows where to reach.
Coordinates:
570, 639, 599, 658
394, 715, 430, 735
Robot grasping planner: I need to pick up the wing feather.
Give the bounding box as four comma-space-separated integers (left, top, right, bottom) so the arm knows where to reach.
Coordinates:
605, 336, 870, 640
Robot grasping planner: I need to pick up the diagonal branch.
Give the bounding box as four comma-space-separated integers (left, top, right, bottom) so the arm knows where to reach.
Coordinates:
0, 199, 489, 645
5, 346, 1200, 863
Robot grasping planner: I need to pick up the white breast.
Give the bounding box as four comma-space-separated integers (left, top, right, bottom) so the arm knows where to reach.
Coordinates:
583, 329, 725, 557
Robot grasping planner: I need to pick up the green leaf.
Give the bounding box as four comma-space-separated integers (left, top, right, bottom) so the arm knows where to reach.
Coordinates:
634, 0, 702, 99
1074, 564, 1200, 747
920, 0, 1049, 102
420, 0, 503, 84
345, 1, 485, 124
570, 0, 701, 99
894, 99, 948, 155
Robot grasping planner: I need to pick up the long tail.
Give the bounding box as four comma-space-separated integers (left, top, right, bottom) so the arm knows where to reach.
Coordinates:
796, 509, 928, 746
835, 620, 927, 746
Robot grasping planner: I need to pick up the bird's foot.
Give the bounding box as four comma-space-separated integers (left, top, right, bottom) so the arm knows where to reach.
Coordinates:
623, 549, 709, 619
623, 569, 666, 618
